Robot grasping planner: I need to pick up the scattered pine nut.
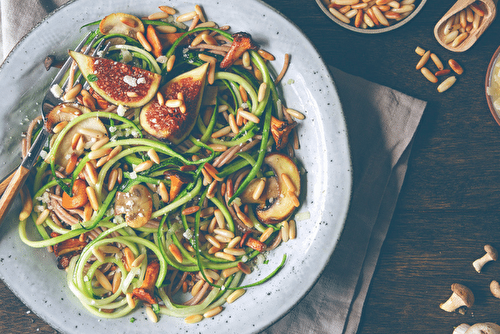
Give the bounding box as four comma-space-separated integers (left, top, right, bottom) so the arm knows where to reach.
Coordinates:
416, 50, 430, 70
421, 67, 438, 83
227, 289, 246, 303
449, 59, 463, 74
184, 314, 203, 324
437, 76, 457, 93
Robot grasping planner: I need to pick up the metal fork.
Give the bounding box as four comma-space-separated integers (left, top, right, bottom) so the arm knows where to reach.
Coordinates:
0, 32, 108, 224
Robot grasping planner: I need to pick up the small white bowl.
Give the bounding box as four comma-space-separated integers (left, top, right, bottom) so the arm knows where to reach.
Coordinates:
316, 0, 427, 34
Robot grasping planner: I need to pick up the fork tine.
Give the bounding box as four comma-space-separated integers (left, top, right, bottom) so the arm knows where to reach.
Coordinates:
49, 32, 92, 87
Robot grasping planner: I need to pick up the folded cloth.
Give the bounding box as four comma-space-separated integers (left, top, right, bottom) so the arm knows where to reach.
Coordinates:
0, 2, 427, 332
263, 67, 426, 334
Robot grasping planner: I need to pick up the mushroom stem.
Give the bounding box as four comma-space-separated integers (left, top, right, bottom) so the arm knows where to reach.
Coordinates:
439, 283, 474, 312
472, 244, 498, 273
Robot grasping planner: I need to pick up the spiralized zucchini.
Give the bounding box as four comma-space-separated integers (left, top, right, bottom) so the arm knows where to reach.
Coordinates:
18, 5, 303, 324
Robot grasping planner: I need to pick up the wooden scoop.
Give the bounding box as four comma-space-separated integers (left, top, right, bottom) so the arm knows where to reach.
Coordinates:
434, 0, 497, 52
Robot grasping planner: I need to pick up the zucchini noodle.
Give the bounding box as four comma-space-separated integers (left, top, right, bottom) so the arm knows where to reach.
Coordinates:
17, 4, 304, 325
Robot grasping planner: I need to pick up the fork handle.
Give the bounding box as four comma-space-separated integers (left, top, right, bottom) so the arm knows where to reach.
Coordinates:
0, 165, 30, 224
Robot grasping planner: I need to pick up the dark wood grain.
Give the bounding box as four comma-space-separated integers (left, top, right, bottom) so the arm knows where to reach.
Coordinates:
1, 1, 500, 333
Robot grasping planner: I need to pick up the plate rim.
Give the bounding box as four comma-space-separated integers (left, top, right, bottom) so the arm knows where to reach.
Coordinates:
0, 0, 352, 332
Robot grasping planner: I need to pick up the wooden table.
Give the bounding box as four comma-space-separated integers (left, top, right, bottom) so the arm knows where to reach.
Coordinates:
1, 0, 500, 333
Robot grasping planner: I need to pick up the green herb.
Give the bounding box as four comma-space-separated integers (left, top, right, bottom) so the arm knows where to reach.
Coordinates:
87, 74, 98, 82
130, 317, 136, 323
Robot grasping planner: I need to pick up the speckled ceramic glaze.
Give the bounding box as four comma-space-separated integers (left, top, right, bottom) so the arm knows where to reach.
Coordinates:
0, 0, 351, 333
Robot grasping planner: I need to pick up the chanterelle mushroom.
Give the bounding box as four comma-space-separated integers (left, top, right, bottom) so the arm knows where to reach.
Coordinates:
472, 244, 498, 273
452, 323, 500, 334
439, 283, 474, 312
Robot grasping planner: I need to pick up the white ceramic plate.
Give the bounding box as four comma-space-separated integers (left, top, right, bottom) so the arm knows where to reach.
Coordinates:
0, 0, 351, 333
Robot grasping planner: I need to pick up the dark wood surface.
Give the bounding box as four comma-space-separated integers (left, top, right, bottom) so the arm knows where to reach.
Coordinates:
2, 0, 500, 333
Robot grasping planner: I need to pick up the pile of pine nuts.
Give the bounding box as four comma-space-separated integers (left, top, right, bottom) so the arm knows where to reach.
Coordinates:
326, 0, 417, 29
439, 2, 485, 48
415, 46, 463, 93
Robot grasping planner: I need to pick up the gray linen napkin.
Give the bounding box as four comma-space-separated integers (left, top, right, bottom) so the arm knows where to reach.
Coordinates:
0, 1, 427, 333
264, 68, 426, 333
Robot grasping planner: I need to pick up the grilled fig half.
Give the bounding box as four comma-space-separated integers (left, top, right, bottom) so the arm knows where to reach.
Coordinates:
140, 63, 209, 145
69, 51, 161, 108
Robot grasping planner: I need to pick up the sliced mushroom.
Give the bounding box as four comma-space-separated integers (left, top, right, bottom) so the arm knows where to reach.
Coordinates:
254, 153, 301, 224
453, 323, 500, 334
115, 184, 153, 228
99, 13, 145, 39
46, 103, 108, 167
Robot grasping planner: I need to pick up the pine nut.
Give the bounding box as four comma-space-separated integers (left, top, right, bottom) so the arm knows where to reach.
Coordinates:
71, 133, 82, 150
166, 55, 176, 72
131, 253, 146, 268
78, 128, 105, 138
215, 252, 236, 261
208, 143, 227, 152
214, 228, 234, 239
108, 169, 118, 191
184, 314, 203, 324
36, 208, 50, 225
451, 32, 468, 47
156, 25, 177, 33
107, 145, 122, 161
437, 76, 457, 93
430, 53, 444, 70
285, 108, 305, 120
123, 247, 135, 271
137, 31, 152, 51
236, 210, 253, 228
228, 113, 239, 134
158, 182, 169, 203
92, 247, 106, 262
177, 10, 197, 22
112, 270, 122, 294
258, 82, 267, 102
88, 147, 111, 160
215, 234, 232, 243
260, 227, 274, 242
156, 92, 164, 106
126, 293, 136, 308
227, 236, 241, 249
435, 69, 451, 76
53, 121, 68, 134
416, 50, 430, 70
222, 267, 240, 278
227, 289, 246, 303
165, 99, 182, 108
289, 191, 300, 207
159, 5, 176, 15
90, 137, 109, 151
281, 221, 290, 242
238, 109, 260, 124
239, 85, 248, 102
85, 162, 98, 185
191, 279, 205, 296
134, 160, 154, 172
281, 173, 296, 193
224, 248, 246, 256
204, 163, 223, 181
420, 67, 438, 83
329, 7, 350, 23
207, 180, 218, 199
237, 262, 252, 274
443, 30, 459, 44
289, 219, 297, 239
86, 186, 99, 211
63, 83, 82, 101
95, 269, 113, 291
449, 59, 463, 75
372, 6, 389, 26
257, 49, 275, 61
206, 235, 222, 248
146, 306, 158, 323
65, 154, 78, 174
252, 178, 266, 200
211, 126, 232, 138
214, 209, 225, 229
169, 244, 183, 263
204, 306, 223, 318
148, 11, 169, 20
83, 203, 93, 221
182, 206, 200, 215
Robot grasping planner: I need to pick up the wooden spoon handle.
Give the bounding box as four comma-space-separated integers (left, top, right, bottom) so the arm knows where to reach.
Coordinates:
0, 170, 16, 196
0, 166, 31, 224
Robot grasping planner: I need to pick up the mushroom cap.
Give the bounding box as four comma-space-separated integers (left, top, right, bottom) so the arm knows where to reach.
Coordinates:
451, 283, 474, 307
465, 323, 500, 334
484, 244, 498, 261
490, 280, 500, 298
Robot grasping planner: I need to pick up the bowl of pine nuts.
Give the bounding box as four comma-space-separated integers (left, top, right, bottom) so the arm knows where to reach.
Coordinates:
317, 0, 427, 34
